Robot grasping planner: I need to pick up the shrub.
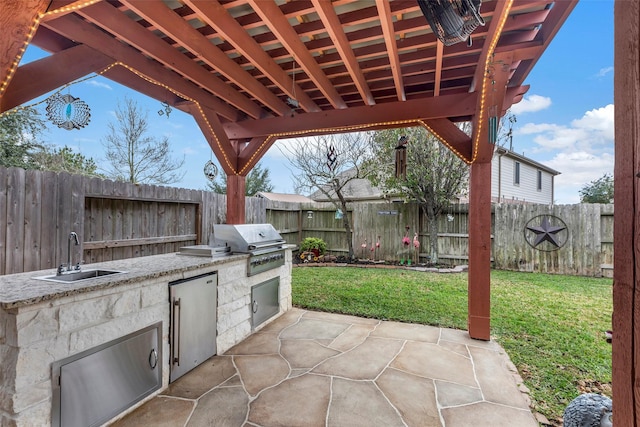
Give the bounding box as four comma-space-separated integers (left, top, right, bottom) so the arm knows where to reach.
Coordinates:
300, 237, 327, 255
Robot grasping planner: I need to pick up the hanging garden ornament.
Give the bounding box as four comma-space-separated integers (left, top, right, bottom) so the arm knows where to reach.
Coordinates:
45, 93, 91, 130
326, 145, 337, 171
203, 160, 218, 182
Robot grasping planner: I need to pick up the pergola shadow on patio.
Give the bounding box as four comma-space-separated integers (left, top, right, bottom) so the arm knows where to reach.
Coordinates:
112, 309, 536, 427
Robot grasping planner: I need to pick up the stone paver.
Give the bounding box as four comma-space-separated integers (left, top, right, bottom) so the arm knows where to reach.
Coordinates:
249, 374, 331, 427
441, 401, 537, 426
313, 336, 403, 380
187, 386, 248, 427
163, 355, 236, 399
117, 308, 536, 427
392, 341, 478, 387
376, 368, 440, 427
234, 354, 289, 396
328, 378, 405, 427
111, 396, 193, 427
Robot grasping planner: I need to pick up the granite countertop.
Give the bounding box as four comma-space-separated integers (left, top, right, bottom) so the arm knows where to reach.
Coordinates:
0, 252, 248, 309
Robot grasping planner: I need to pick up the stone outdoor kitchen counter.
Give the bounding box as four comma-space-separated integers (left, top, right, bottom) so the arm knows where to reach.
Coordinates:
0, 250, 293, 426
0, 252, 248, 309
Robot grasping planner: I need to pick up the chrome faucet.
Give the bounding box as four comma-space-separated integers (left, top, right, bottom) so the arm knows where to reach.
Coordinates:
66, 232, 79, 272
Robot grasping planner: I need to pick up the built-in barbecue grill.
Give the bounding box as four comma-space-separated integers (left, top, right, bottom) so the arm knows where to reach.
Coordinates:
212, 224, 286, 276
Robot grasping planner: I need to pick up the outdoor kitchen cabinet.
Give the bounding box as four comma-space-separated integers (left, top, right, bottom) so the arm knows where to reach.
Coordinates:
169, 271, 217, 382
252, 277, 280, 329
51, 322, 162, 427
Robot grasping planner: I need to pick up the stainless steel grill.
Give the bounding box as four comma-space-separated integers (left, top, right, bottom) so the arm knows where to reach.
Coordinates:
212, 224, 286, 276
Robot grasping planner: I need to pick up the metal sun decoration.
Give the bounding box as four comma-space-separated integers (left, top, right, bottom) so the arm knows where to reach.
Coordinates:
45, 93, 91, 130
203, 160, 218, 182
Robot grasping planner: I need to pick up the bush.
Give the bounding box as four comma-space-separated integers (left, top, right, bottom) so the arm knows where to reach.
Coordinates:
299, 237, 327, 255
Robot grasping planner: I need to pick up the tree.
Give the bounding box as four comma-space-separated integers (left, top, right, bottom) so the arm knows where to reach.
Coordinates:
579, 173, 613, 204
207, 162, 274, 195
280, 132, 377, 260
0, 107, 47, 169
102, 97, 185, 184
33, 146, 102, 177
370, 127, 469, 264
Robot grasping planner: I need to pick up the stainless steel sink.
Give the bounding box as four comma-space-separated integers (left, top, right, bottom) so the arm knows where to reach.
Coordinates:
34, 269, 127, 283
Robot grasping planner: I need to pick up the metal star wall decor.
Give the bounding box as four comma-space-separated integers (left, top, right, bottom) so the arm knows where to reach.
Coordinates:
45, 93, 91, 130
524, 214, 568, 251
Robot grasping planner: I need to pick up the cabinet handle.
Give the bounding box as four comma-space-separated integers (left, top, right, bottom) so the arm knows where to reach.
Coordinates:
252, 300, 258, 313
149, 349, 158, 369
172, 298, 181, 366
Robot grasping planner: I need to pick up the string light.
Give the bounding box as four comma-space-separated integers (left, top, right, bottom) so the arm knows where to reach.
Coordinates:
471, 0, 513, 163
43, 0, 101, 16
0, 0, 100, 98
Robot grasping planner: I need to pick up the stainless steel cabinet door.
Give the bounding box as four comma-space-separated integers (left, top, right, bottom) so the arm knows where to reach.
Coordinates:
52, 323, 162, 427
170, 272, 217, 382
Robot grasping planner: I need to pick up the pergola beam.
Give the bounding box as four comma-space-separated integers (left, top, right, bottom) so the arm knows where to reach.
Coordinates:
40, 13, 240, 121
182, 0, 320, 114
376, 0, 405, 101
73, 1, 264, 119
223, 92, 478, 140
120, 0, 291, 117
248, 0, 347, 110
1, 44, 111, 113
313, 0, 375, 106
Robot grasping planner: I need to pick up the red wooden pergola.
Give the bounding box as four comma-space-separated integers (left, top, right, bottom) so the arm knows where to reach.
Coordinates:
1, 1, 638, 423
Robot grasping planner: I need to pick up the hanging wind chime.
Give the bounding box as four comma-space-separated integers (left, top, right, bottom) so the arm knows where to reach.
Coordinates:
394, 135, 408, 179
45, 92, 91, 130
326, 144, 337, 171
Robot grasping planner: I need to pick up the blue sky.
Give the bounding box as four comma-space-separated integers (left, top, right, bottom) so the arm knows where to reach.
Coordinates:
17, 0, 613, 204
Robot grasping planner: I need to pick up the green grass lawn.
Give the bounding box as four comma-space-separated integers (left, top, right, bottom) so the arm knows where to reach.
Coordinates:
291, 267, 612, 425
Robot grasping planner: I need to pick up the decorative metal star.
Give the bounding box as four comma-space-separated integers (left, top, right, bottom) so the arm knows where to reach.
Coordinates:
526, 216, 566, 248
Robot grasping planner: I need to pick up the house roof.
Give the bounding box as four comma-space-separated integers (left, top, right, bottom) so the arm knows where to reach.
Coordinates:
495, 147, 561, 175
310, 177, 383, 202
255, 192, 314, 203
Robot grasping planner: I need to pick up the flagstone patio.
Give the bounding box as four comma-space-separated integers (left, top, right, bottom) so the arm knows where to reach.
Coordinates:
111, 308, 537, 427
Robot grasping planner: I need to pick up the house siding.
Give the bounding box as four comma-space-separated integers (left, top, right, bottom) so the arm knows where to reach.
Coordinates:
492, 152, 556, 205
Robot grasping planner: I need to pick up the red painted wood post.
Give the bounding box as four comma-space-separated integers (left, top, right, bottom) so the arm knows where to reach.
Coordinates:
468, 160, 492, 340
613, 1, 639, 425
0, 0, 49, 110
226, 174, 246, 224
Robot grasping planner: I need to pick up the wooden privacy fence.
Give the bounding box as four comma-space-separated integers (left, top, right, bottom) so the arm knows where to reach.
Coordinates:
267, 201, 614, 278
0, 167, 613, 277
0, 168, 265, 275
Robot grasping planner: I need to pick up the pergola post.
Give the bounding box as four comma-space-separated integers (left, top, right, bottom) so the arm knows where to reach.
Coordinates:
613, 1, 639, 425
226, 174, 246, 224
468, 160, 492, 340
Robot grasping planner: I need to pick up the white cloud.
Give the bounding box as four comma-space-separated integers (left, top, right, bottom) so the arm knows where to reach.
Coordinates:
510, 94, 552, 114
85, 80, 112, 90
516, 104, 614, 152
595, 66, 613, 78
514, 104, 615, 204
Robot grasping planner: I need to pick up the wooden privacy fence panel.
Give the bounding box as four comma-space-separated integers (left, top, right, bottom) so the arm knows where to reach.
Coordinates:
0, 167, 265, 275
351, 202, 417, 261
266, 200, 614, 277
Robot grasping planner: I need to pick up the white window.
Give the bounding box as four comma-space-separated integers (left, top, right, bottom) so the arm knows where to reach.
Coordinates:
537, 170, 542, 191
514, 161, 520, 185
